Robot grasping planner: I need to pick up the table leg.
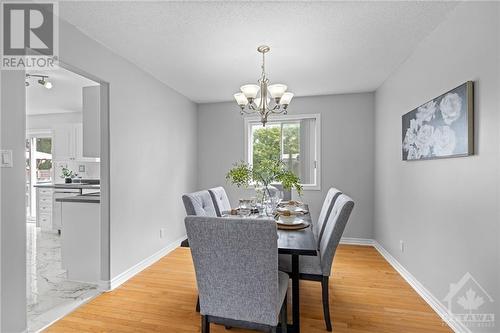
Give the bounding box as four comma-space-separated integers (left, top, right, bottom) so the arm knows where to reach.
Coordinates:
291, 254, 300, 333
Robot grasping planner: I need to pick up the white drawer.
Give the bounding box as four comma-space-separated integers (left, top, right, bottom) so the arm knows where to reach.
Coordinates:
39, 203, 52, 213
38, 213, 52, 230
38, 196, 52, 204
38, 188, 53, 195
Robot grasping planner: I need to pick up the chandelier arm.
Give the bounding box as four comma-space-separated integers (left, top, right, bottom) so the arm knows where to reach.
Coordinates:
240, 110, 253, 115
270, 109, 286, 115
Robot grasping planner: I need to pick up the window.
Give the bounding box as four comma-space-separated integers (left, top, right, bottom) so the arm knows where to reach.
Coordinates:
245, 114, 320, 190
26, 131, 53, 219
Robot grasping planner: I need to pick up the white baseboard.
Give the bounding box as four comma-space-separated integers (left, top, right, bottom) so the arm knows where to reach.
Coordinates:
340, 237, 375, 246
372, 241, 470, 333
339, 237, 469, 333
100, 235, 187, 291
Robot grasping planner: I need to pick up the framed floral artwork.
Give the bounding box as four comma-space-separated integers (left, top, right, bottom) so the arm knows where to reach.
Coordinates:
402, 81, 474, 161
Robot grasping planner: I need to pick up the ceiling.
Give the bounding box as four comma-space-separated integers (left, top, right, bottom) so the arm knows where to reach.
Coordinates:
26, 67, 98, 115
59, 1, 458, 103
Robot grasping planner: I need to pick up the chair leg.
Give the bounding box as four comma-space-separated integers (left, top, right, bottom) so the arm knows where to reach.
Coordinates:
321, 276, 332, 331
196, 295, 200, 312
201, 315, 210, 333
280, 293, 287, 333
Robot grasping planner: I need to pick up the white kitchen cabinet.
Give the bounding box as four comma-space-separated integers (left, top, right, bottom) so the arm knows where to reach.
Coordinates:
82, 86, 100, 158
36, 187, 81, 232
52, 189, 81, 232
36, 188, 53, 230
75, 123, 84, 160
53, 124, 76, 161
61, 201, 101, 283
53, 123, 99, 162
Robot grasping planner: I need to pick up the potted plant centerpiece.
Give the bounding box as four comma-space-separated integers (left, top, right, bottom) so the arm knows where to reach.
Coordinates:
226, 159, 302, 213
61, 167, 74, 184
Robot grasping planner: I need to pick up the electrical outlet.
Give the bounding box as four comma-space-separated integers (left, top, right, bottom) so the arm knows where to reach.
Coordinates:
400, 240, 405, 253
160, 228, 166, 239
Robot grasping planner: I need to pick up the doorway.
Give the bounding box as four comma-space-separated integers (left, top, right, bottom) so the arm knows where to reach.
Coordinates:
25, 66, 106, 332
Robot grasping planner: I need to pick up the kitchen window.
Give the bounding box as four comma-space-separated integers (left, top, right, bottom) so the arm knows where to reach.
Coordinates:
244, 114, 320, 190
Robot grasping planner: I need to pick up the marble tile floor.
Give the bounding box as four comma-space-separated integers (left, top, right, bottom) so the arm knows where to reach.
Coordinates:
26, 223, 100, 332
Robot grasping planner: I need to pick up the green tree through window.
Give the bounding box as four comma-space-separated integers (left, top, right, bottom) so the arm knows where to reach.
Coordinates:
252, 126, 281, 170
252, 123, 300, 177
36, 138, 52, 154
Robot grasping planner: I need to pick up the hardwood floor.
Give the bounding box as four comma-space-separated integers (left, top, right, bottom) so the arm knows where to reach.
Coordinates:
45, 245, 452, 333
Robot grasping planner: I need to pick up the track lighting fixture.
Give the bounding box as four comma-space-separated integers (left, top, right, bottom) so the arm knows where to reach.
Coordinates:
25, 74, 53, 89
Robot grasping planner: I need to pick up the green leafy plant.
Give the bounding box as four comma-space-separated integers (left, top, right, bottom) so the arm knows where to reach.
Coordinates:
61, 167, 74, 179
226, 159, 302, 196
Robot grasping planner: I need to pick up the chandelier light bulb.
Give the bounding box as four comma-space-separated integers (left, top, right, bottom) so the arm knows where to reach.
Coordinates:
240, 84, 260, 99
268, 84, 287, 99
279, 92, 294, 105
234, 93, 248, 106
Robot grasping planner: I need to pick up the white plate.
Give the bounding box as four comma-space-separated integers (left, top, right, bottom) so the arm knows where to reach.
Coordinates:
277, 217, 305, 225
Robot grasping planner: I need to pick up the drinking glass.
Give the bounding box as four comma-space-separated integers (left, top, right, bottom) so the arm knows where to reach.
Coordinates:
238, 199, 252, 217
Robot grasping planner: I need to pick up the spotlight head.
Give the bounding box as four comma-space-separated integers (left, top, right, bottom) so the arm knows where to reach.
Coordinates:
38, 79, 53, 89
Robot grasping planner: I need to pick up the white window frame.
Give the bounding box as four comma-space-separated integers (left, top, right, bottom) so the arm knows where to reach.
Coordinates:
244, 114, 321, 191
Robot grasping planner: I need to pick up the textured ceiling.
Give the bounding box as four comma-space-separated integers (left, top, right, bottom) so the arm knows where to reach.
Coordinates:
27, 67, 98, 115
59, 1, 458, 103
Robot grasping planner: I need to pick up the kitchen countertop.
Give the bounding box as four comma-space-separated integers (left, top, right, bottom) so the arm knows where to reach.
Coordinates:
34, 183, 100, 190
55, 193, 100, 204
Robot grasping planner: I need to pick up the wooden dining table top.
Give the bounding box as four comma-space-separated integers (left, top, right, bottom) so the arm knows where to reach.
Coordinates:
223, 204, 318, 257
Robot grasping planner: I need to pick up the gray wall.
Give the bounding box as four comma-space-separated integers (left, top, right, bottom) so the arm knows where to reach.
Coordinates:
197, 93, 375, 238
1, 71, 27, 333
374, 1, 499, 324
58, 18, 198, 279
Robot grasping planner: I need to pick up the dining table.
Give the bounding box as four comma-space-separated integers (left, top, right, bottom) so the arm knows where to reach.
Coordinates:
223, 204, 317, 333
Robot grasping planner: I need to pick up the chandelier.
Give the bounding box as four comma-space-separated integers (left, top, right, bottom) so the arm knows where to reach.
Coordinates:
233, 45, 294, 126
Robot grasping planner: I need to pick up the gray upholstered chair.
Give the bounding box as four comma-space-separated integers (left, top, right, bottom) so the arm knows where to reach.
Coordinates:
182, 190, 217, 217
314, 188, 342, 247
208, 186, 231, 217
182, 190, 218, 311
279, 194, 354, 331
185, 216, 288, 333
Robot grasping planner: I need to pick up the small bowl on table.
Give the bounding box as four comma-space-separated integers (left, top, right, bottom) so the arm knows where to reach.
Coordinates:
279, 214, 296, 224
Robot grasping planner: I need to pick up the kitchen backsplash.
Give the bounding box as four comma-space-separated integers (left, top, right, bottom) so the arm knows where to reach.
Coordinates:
54, 160, 100, 183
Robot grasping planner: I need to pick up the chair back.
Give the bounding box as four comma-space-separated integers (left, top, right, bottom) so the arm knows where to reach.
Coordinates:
315, 188, 342, 246
318, 194, 354, 276
182, 190, 217, 216
208, 186, 231, 217
185, 216, 281, 326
